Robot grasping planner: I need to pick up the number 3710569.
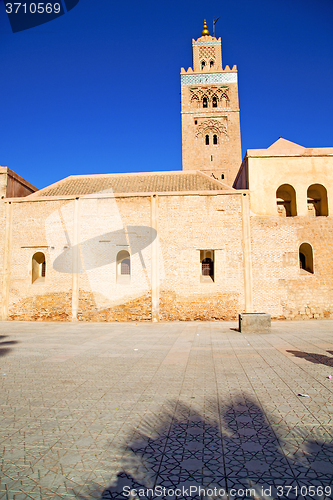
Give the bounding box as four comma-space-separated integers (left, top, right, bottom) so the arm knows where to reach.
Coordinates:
5, 3, 61, 14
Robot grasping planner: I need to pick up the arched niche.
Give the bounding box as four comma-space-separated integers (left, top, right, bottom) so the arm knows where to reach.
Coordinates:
276, 184, 297, 217
190, 95, 199, 108
299, 243, 314, 274
32, 252, 46, 284
307, 184, 328, 216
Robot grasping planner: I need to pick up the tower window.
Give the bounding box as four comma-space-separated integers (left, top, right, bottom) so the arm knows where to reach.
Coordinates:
213, 134, 218, 145
194, 120, 197, 125
203, 97, 208, 108
221, 174, 225, 180
205, 134, 209, 145
211, 155, 213, 161
201, 60, 206, 70
210, 60, 214, 68
212, 96, 217, 108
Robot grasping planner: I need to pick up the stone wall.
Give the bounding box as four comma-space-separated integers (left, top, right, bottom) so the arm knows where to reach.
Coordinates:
2, 192, 246, 322
158, 193, 244, 320
3, 190, 333, 323
0, 200, 6, 311
6, 199, 73, 321
250, 215, 333, 319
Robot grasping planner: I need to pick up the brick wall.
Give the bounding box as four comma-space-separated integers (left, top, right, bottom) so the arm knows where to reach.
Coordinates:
3, 192, 246, 321
0, 200, 6, 309
3, 191, 333, 322
158, 194, 244, 320
250, 215, 333, 319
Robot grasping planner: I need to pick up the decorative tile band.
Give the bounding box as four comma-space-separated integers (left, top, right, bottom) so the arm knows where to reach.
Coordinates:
192, 41, 221, 46
181, 73, 238, 85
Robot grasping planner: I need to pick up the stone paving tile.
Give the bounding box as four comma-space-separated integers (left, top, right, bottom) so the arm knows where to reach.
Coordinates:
0, 320, 333, 499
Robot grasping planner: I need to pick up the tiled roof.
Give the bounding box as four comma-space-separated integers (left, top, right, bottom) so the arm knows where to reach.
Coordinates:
33, 171, 228, 197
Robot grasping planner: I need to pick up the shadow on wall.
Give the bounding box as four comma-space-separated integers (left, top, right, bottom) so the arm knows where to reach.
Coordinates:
287, 350, 333, 367
76, 399, 333, 499
52, 227, 157, 273
0, 335, 19, 357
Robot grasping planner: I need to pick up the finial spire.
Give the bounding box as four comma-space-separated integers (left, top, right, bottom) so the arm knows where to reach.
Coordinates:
202, 19, 209, 36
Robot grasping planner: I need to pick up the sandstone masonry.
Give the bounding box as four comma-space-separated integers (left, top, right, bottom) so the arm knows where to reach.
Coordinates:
1, 23, 333, 323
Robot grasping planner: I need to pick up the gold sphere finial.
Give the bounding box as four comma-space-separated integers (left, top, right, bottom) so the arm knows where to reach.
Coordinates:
202, 19, 209, 36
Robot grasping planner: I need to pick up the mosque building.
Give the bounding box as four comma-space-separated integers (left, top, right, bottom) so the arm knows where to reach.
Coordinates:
1, 22, 333, 322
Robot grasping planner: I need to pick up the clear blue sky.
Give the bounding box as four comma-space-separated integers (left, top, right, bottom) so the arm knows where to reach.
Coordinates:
0, 0, 332, 189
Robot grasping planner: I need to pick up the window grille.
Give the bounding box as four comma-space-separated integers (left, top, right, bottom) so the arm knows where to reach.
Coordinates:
121, 258, 131, 275
202, 258, 213, 276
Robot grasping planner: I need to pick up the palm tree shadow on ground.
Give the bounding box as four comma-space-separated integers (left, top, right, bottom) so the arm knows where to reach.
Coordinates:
77, 398, 333, 499
287, 349, 333, 367
0, 335, 19, 357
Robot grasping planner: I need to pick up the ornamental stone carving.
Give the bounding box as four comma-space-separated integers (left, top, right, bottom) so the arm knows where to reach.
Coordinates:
195, 119, 228, 138
190, 86, 229, 105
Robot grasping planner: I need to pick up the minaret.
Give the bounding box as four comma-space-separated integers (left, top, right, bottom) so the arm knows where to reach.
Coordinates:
180, 21, 242, 186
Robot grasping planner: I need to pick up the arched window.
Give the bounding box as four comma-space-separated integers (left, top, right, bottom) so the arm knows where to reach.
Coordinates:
205, 134, 209, 145
213, 134, 218, 145
212, 96, 217, 108
299, 243, 314, 274
210, 60, 214, 68
201, 60, 206, 70
307, 184, 328, 216
200, 250, 214, 282
117, 250, 131, 282
276, 184, 297, 217
32, 252, 46, 284
203, 97, 208, 108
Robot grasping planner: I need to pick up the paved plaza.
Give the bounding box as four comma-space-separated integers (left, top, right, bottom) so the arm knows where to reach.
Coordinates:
0, 320, 333, 500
